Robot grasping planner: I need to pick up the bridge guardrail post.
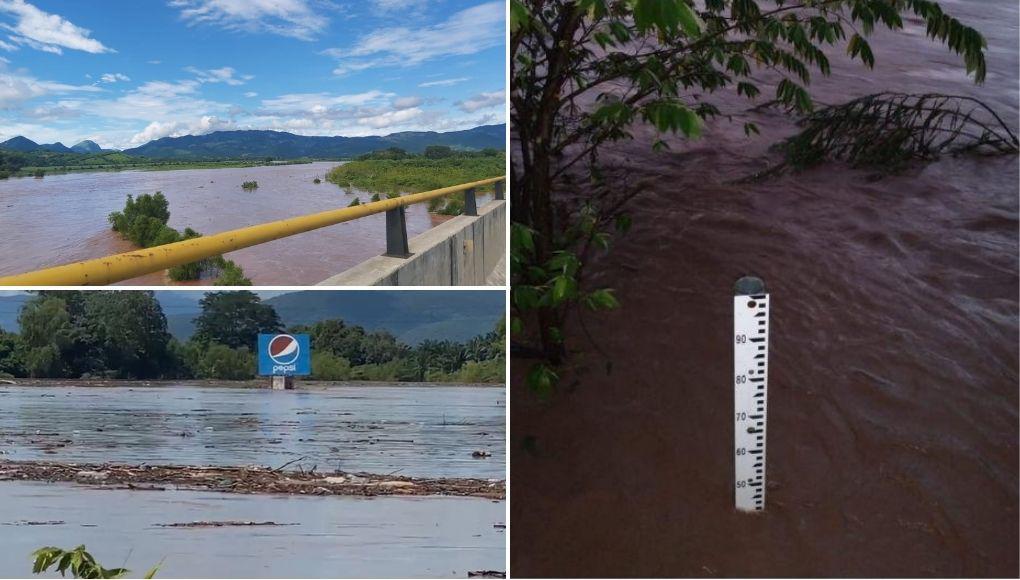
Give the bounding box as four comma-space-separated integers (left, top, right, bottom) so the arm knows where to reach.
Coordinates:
464, 187, 478, 216
384, 206, 412, 258
494, 180, 505, 200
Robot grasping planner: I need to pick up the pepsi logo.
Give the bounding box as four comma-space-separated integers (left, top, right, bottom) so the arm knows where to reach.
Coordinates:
267, 334, 300, 365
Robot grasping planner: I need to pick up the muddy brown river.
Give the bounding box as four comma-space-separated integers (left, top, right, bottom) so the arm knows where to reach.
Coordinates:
511, 1, 1018, 577
0, 162, 484, 285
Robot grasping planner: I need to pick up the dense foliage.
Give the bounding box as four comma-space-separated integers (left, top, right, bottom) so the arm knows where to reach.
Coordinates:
108, 192, 252, 285
32, 544, 159, 579
510, 0, 989, 393
0, 291, 505, 384
325, 148, 504, 215
0, 147, 284, 178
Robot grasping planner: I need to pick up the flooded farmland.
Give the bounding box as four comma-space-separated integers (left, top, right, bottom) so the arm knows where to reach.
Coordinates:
0, 383, 506, 577
0, 162, 489, 285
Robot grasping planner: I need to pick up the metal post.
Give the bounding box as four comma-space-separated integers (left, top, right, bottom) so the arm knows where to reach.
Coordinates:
464, 188, 478, 216
494, 180, 505, 200
384, 207, 412, 258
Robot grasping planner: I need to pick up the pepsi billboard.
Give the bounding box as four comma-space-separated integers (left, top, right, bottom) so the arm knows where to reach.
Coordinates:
258, 333, 311, 376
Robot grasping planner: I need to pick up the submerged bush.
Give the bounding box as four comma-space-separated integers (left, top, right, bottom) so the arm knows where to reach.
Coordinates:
110, 193, 251, 284
241, 180, 258, 191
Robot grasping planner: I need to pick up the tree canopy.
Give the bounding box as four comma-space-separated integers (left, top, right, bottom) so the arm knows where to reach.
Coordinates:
510, 0, 991, 393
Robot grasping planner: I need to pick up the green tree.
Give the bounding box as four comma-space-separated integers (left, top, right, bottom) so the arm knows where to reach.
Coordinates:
361, 330, 409, 365
193, 291, 282, 349
18, 295, 74, 377
510, 0, 988, 389
301, 319, 368, 365
310, 351, 353, 380
81, 292, 172, 379
414, 339, 466, 378
196, 343, 255, 380
0, 328, 26, 377
423, 145, 455, 159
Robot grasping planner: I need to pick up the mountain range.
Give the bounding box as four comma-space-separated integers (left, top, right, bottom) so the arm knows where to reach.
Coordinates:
0, 124, 505, 160
0, 291, 503, 346
0, 136, 107, 154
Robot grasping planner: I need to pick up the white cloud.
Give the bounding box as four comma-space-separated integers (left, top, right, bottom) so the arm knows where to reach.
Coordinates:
326, 2, 503, 75
169, 0, 329, 41
185, 65, 253, 85
372, 0, 426, 13
90, 79, 229, 123
0, 0, 112, 54
243, 91, 257, 97
359, 107, 423, 129
0, 66, 100, 108
419, 77, 469, 88
392, 96, 422, 109
147, 59, 162, 65
129, 114, 234, 145
99, 72, 130, 83
258, 90, 391, 115
457, 90, 503, 113
0, 38, 16, 51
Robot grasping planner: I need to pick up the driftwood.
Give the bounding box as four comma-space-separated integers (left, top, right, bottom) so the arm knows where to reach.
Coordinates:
0, 460, 505, 500
748, 92, 1018, 180
154, 521, 298, 528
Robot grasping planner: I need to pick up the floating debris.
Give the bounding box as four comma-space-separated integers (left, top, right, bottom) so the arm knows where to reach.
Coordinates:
467, 571, 505, 578
2, 520, 64, 526
472, 451, 492, 458
155, 521, 298, 528
0, 459, 505, 499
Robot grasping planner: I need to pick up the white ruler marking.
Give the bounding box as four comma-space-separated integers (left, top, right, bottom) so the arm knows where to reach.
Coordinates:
734, 291, 769, 511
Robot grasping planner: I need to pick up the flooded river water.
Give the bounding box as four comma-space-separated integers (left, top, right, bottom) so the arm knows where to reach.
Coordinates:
0, 481, 504, 578
0, 384, 505, 577
0, 162, 480, 285
511, 0, 1018, 577
0, 384, 505, 479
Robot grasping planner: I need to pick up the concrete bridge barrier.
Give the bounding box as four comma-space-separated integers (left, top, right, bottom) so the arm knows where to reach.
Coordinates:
318, 199, 505, 286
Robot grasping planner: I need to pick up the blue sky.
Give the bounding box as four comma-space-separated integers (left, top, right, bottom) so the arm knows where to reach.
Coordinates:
0, 0, 506, 149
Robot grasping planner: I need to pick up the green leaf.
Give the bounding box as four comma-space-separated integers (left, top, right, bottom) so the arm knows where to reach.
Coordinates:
526, 363, 559, 397
509, 0, 529, 33
630, 0, 702, 37
585, 289, 620, 311
550, 275, 578, 305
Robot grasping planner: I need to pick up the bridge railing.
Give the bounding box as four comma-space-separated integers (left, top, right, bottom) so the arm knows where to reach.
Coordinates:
0, 177, 506, 286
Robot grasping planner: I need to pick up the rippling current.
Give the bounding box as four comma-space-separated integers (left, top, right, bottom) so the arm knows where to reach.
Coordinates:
511, 1, 1018, 576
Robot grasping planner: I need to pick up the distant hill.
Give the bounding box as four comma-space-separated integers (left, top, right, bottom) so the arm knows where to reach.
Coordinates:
165, 291, 504, 344
0, 291, 503, 346
121, 124, 506, 160
0, 136, 73, 153
71, 140, 103, 153
0, 293, 28, 332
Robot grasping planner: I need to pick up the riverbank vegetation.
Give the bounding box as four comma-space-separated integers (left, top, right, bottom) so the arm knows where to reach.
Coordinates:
108, 192, 251, 285
0, 148, 310, 179
325, 147, 503, 214
510, 0, 991, 394
241, 180, 258, 191
0, 291, 505, 384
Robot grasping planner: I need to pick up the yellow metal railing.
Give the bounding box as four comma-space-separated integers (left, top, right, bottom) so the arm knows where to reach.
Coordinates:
0, 176, 506, 286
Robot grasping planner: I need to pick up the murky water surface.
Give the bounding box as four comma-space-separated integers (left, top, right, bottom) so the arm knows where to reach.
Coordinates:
512, 1, 1017, 577
0, 481, 505, 578
0, 162, 487, 285
0, 385, 505, 479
